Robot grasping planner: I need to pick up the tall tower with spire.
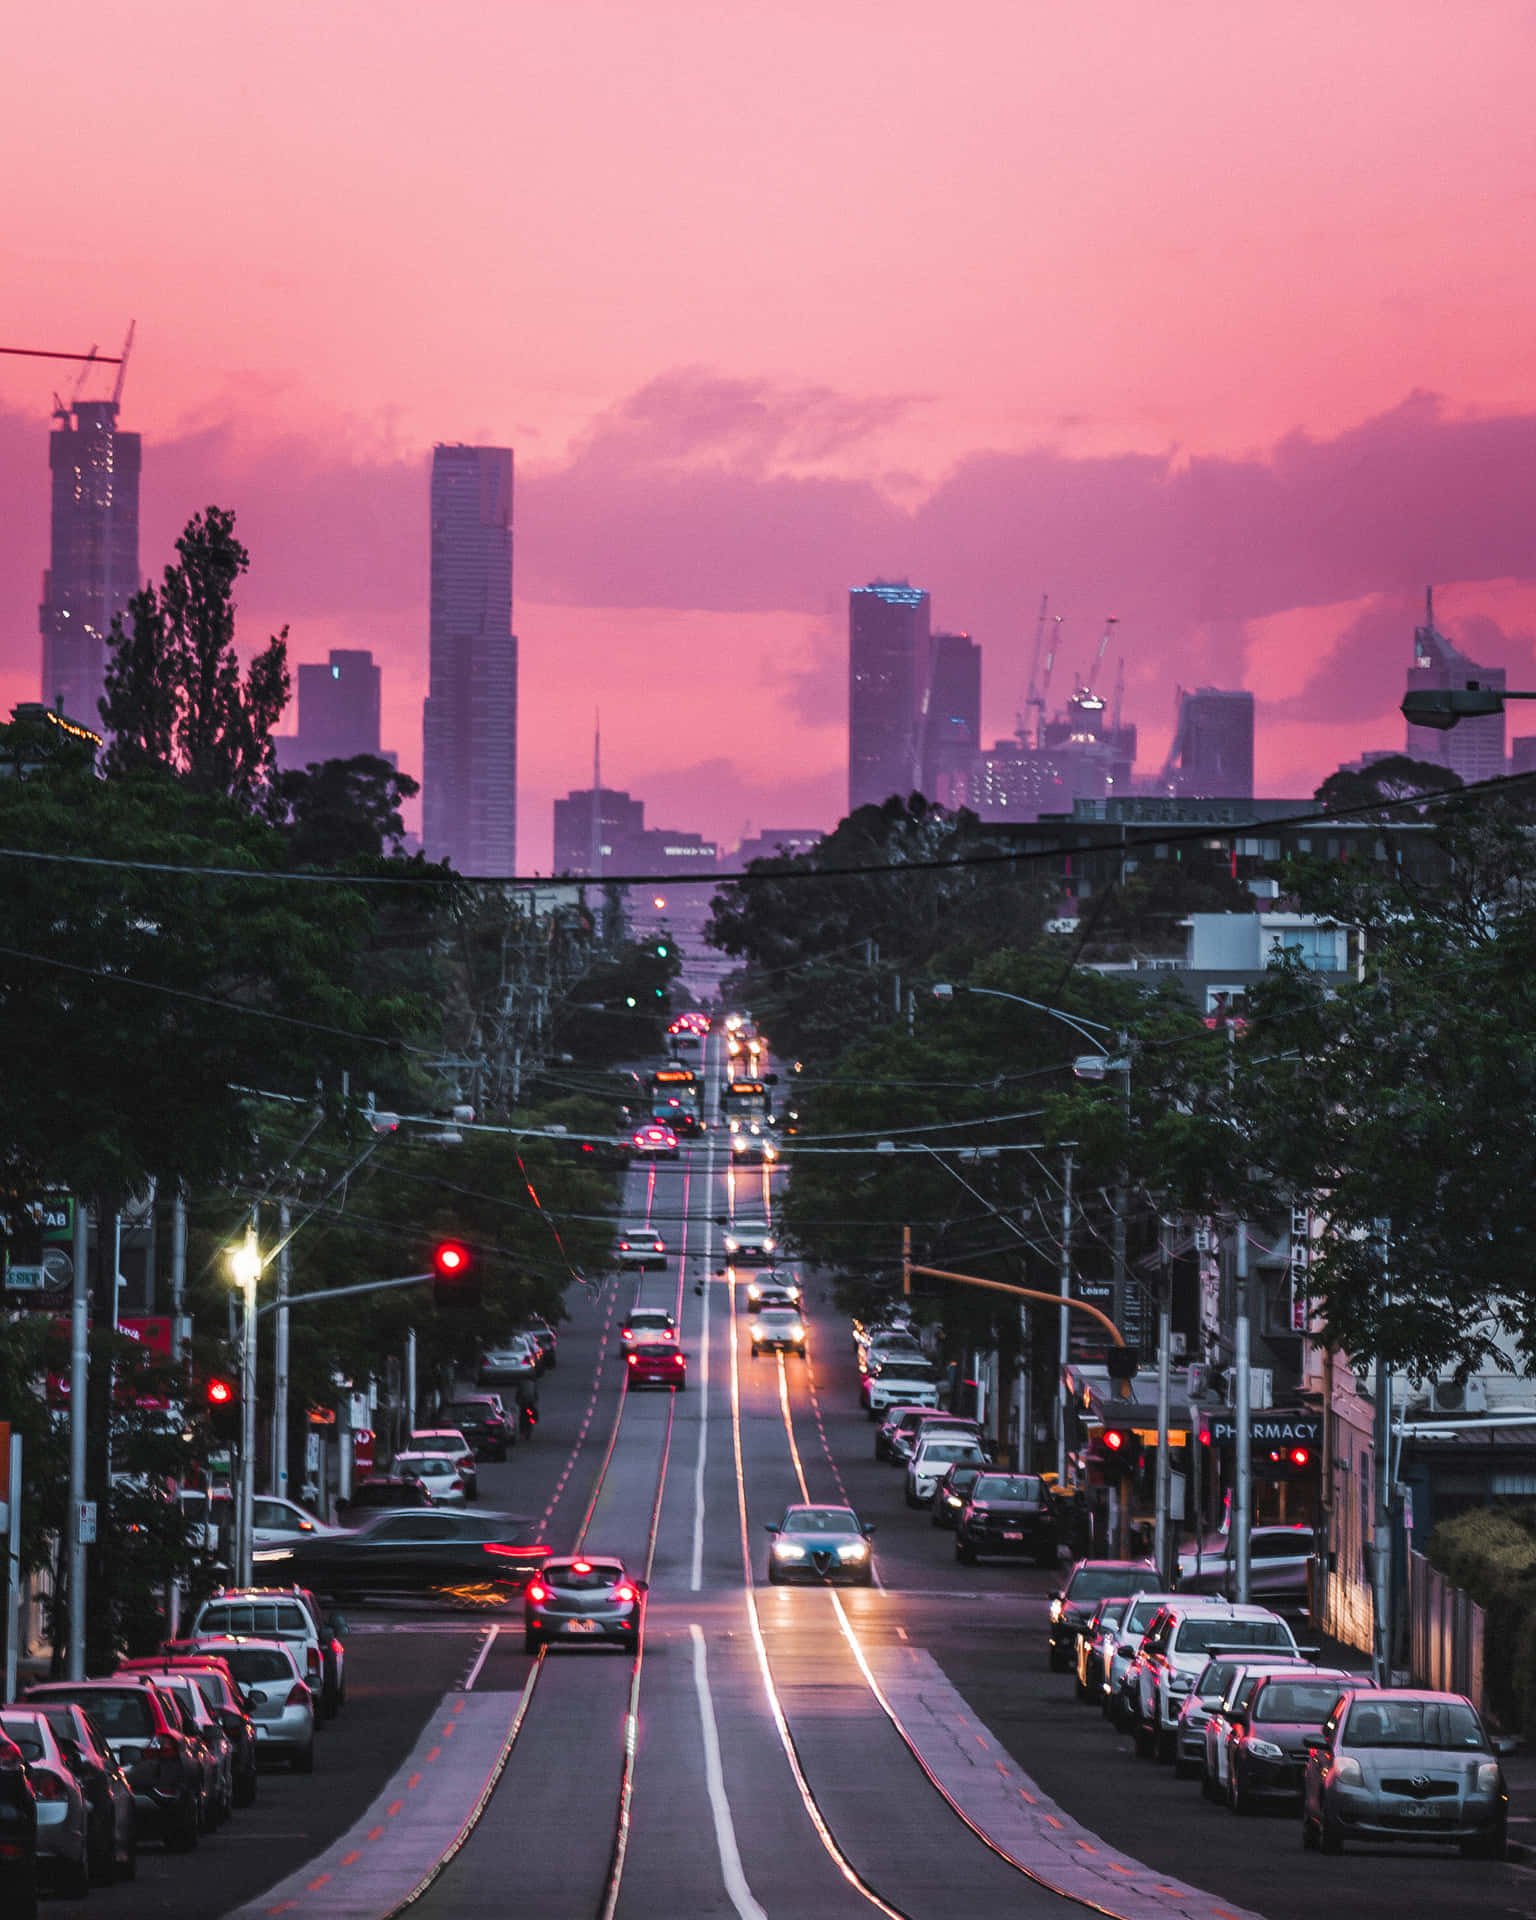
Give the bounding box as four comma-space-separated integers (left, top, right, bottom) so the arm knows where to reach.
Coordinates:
1405, 587, 1506, 784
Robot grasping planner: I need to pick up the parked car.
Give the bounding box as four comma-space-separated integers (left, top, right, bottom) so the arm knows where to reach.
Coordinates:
250, 1495, 340, 1549
182, 1637, 316, 1773
930, 1463, 985, 1531
478, 1334, 541, 1385
263, 1506, 549, 1601
875, 1404, 942, 1463
440, 1397, 515, 1461
0, 1710, 91, 1894
907, 1435, 988, 1508
524, 1556, 647, 1652
1130, 1602, 1299, 1761
24, 1699, 136, 1883
119, 1654, 258, 1807
862, 1350, 941, 1416
1047, 1558, 1160, 1672
408, 1428, 479, 1499
143, 1673, 232, 1826
522, 1317, 559, 1371
337, 1475, 434, 1517
22, 1678, 203, 1852
1224, 1667, 1368, 1812
953, 1471, 1057, 1567
765, 1504, 876, 1586
891, 1412, 989, 1467
1302, 1688, 1506, 1857
188, 1589, 331, 1717
1099, 1592, 1191, 1723
385, 1451, 470, 1504
1075, 1596, 1132, 1704
0, 1728, 37, 1919
857, 1331, 926, 1378
1171, 1653, 1307, 1782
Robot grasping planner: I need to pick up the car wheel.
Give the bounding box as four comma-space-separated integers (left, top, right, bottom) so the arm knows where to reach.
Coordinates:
1319, 1810, 1344, 1855
322, 1681, 339, 1720
1133, 1717, 1156, 1759
955, 1540, 976, 1564
291, 1742, 315, 1775
766, 1566, 783, 1584
166, 1797, 200, 1852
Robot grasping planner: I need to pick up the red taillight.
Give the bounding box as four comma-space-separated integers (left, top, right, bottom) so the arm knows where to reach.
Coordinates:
286, 1682, 311, 1708
485, 1542, 528, 1560
32, 1769, 69, 1801
614, 1584, 637, 1603
151, 1733, 181, 1757
526, 1581, 549, 1602
663, 1329, 675, 1340
626, 1353, 637, 1365
672, 1353, 685, 1366
306, 1647, 322, 1676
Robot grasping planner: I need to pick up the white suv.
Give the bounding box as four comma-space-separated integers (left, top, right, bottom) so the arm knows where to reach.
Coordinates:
905, 1435, 987, 1508
1131, 1602, 1299, 1761
863, 1351, 940, 1417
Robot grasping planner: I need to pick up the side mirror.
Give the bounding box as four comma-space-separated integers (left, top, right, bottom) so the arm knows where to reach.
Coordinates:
863, 1524, 877, 1537
634, 1579, 649, 1594
326, 1613, 349, 1635
219, 1709, 246, 1737
764, 1525, 780, 1534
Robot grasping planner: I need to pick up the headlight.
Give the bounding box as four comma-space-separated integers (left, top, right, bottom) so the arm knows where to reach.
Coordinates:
1246, 1737, 1284, 1761
763, 1238, 776, 1250
1333, 1756, 1363, 1787
773, 1541, 806, 1560
841, 1541, 869, 1561
789, 1323, 804, 1341
723, 1237, 739, 1251
1476, 1761, 1502, 1795
748, 1285, 761, 1301
1049, 1599, 1064, 1623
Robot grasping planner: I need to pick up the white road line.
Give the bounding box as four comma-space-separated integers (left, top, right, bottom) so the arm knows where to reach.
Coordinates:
462, 1625, 499, 1691
690, 1622, 768, 1920
691, 1050, 720, 1590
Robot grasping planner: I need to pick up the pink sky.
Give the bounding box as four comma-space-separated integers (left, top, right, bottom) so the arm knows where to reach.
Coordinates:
6, 2, 1536, 867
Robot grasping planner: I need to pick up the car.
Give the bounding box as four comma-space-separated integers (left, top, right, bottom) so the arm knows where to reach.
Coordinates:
249, 1494, 340, 1550
1179, 1524, 1315, 1603
1198, 1656, 1331, 1794
0, 1710, 91, 1894
337, 1475, 435, 1517
930, 1462, 985, 1530
750, 1306, 806, 1357
1170, 1652, 1304, 1781
631, 1122, 680, 1159
387, 1450, 472, 1503
408, 1428, 479, 1499
893, 1412, 989, 1466
862, 1349, 941, 1416
439, 1397, 516, 1461
521, 1317, 560, 1370
1075, 1596, 1131, 1703
906, 1435, 988, 1507
1131, 1602, 1299, 1761
765, 1504, 876, 1585
627, 1343, 688, 1389
23, 1678, 204, 1852
1047, 1558, 1160, 1672
178, 1638, 316, 1772
118, 1655, 258, 1808
24, 1699, 137, 1883
478, 1335, 542, 1385
0, 1728, 37, 1919
1302, 1688, 1507, 1858
875, 1404, 946, 1463
621, 1308, 679, 1348
857, 1330, 926, 1376
722, 1219, 776, 1264
1099, 1591, 1192, 1724
524, 1556, 648, 1652
135, 1671, 233, 1827
744, 1272, 801, 1309
261, 1506, 549, 1601
731, 1124, 778, 1165
954, 1471, 1058, 1567
616, 1224, 668, 1271
188, 1589, 331, 1715
1224, 1667, 1368, 1812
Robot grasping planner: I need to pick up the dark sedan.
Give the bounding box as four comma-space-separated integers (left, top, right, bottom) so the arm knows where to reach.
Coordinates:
954, 1472, 1058, 1567
258, 1507, 549, 1603
22, 1680, 202, 1852
524, 1557, 647, 1653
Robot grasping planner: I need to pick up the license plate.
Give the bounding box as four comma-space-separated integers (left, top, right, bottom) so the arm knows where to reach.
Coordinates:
1397, 1801, 1441, 1819
1003, 1531, 1023, 1541
563, 1619, 600, 1633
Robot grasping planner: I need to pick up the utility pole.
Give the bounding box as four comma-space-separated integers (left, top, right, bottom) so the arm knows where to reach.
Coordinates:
1371, 1221, 1394, 1686
170, 1190, 190, 1361
1154, 1218, 1174, 1587
1233, 1218, 1252, 1604
272, 1202, 291, 1501
405, 1327, 418, 1434
67, 1199, 89, 1679
1056, 1151, 1074, 1487
236, 1213, 259, 1587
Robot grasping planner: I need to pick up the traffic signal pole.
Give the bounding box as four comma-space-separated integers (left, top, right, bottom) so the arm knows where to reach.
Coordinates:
237, 1213, 259, 1588
67, 1198, 89, 1680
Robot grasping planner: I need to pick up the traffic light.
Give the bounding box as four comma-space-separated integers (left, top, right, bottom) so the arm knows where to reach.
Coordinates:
432, 1240, 480, 1310
1092, 1427, 1144, 1476
1257, 1442, 1315, 1481
205, 1376, 240, 1445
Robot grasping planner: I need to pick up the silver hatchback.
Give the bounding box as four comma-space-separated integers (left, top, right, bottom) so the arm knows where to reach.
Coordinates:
188, 1638, 316, 1774
1302, 1689, 1507, 1858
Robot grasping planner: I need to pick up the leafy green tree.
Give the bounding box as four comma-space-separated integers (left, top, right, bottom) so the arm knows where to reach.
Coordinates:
274, 754, 420, 865
100, 506, 289, 804
1313, 753, 1463, 818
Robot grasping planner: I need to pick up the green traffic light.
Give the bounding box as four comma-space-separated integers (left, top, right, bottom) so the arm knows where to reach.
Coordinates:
625, 996, 637, 1008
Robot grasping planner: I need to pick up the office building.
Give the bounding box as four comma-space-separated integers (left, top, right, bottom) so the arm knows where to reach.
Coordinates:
1511, 738, 1536, 779
1405, 590, 1506, 785
276, 649, 390, 772
1169, 688, 1254, 798
552, 786, 718, 878
849, 581, 930, 812
39, 399, 141, 730
422, 445, 517, 874
919, 631, 981, 804
732, 827, 824, 867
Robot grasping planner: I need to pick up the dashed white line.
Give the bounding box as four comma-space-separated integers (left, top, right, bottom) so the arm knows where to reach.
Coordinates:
690, 1623, 768, 1920
462, 1625, 498, 1691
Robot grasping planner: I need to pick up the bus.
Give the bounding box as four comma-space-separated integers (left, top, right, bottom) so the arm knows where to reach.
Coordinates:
648, 1065, 702, 1135
721, 1079, 773, 1131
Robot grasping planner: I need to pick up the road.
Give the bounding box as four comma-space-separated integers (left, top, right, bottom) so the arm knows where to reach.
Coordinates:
45, 1027, 1533, 1918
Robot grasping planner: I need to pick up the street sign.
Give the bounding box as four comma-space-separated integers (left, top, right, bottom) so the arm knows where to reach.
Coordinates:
305, 1432, 320, 1473
4, 1266, 47, 1291
1204, 1411, 1321, 1449
77, 1500, 97, 1544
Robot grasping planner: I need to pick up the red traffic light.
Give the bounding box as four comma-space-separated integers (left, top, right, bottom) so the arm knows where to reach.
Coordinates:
1290, 1446, 1311, 1468
1102, 1429, 1126, 1453
432, 1240, 480, 1309
433, 1241, 470, 1277
207, 1378, 234, 1406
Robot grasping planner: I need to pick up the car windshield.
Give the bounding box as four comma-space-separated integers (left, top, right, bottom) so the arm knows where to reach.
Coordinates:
919, 1442, 981, 1462
945, 1468, 982, 1491
1178, 1618, 1292, 1654
972, 1475, 1044, 1501
36, 1690, 155, 1738
787, 1509, 858, 1533
1069, 1567, 1153, 1603
199, 1601, 309, 1637
443, 1405, 491, 1423
1256, 1680, 1352, 1724
1345, 1699, 1487, 1750
179, 1672, 227, 1709
547, 1562, 625, 1589
0, 1718, 45, 1761
218, 1649, 294, 1685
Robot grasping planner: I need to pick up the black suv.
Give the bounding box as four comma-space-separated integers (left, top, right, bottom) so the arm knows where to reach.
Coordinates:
441, 1399, 515, 1461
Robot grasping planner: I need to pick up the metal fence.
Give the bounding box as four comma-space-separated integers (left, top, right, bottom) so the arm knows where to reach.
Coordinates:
1407, 1550, 1486, 1708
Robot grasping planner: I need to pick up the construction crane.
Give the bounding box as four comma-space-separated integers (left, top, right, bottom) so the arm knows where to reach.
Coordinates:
1034, 614, 1064, 748
1158, 687, 1188, 788
1020, 594, 1049, 746
0, 326, 133, 415
1111, 654, 1126, 736
1084, 615, 1118, 696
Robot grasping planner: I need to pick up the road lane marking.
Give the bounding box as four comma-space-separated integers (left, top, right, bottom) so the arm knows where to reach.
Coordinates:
691, 1123, 716, 1590
462, 1624, 499, 1691
690, 1622, 768, 1920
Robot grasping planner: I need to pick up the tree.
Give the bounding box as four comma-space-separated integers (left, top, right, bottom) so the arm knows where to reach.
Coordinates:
1313, 753, 1463, 818
274, 755, 420, 865
101, 506, 289, 805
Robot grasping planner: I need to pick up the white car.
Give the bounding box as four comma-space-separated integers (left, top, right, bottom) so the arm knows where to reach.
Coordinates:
1131, 1602, 1299, 1761
189, 1587, 331, 1708
391, 1451, 469, 1504
863, 1351, 940, 1416
905, 1436, 987, 1508
192, 1636, 316, 1772
723, 1219, 776, 1263
250, 1494, 342, 1550
616, 1224, 667, 1271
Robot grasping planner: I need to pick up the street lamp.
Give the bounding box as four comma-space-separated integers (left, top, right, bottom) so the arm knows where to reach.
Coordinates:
228, 1226, 261, 1587
1401, 685, 1536, 729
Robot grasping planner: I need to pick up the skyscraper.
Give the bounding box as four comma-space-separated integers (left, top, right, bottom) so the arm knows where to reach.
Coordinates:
422, 445, 517, 873
1405, 589, 1506, 785
276, 649, 385, 771
919, 631, 981, 803
848, 581, 930, 812
1170, 688, 1254, 798
39, 398, 141, 729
